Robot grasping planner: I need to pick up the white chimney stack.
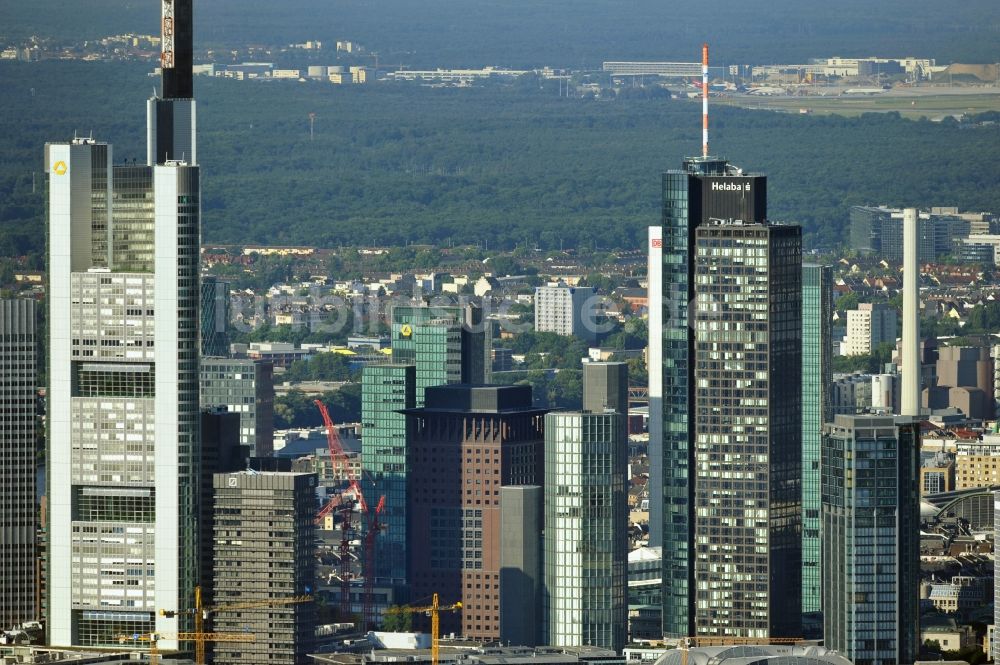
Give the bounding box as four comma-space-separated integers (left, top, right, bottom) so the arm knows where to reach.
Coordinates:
901, 207, 921, 416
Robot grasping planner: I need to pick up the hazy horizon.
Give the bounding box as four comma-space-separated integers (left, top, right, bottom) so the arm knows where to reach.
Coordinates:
2, 0, 998, 68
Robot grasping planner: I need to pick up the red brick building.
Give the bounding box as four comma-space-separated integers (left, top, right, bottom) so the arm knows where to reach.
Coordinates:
405, 385, 545, 641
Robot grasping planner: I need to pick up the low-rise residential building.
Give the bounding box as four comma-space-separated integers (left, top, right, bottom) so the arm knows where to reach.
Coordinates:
920, 617, 978, 652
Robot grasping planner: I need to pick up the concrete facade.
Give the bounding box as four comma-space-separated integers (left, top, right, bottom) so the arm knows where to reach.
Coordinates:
499, 486, 543, 648
212, 472, 317, 665
844, 303, 898, 357
534, 285, 599, 342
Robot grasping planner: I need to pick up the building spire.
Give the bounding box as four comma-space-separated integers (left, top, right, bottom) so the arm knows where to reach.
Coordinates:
702, 43, 709, 157
160, 0, 193, 99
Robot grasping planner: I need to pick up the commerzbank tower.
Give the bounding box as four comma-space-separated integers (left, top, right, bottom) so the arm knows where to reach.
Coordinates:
45, 0, 201, 650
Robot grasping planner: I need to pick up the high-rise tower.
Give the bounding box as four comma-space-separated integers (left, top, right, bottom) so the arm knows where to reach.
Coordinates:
543, 362, 628, 651
389, 304, 489, 405
0, 299, 37, 628
361, 364, 416, 591
46, 0, 200, 649
647, 156, 768, 637
801, 265, 832, 621
691, 220, 802, 638
822, 415, 920, 665
404, 385, 545, 642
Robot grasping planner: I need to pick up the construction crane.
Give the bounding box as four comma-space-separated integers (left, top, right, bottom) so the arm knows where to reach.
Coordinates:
315, 399, 359, 618
384, 594, 462, 665
362, 494, 386, 630
159, 585, 311, 665
314, 398, 354, 521
117, 630, 254, 665
679, 637, 803, 665
314, 399, 389, 627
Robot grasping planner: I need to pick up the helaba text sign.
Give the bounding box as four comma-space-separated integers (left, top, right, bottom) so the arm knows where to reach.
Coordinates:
710, 180, 752, 193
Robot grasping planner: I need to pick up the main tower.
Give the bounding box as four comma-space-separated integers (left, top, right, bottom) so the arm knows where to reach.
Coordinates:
647, 155, 768, 637
46, 0, 200, 650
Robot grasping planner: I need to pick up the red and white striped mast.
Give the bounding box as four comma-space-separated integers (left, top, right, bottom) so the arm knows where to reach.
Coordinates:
702, 42, 709, 157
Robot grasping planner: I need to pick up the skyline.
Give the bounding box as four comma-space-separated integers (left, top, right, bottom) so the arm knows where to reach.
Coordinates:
0, 0, 997, 662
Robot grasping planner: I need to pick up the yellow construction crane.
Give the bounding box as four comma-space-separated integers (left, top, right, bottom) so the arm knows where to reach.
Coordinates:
384, 594, 462, 665
679, 637, 803, 665
159, 585, 312, 665
117, 630, 254, 665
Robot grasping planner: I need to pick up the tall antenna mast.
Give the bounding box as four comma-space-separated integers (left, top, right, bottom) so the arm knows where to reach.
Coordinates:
702, 42, 709, 157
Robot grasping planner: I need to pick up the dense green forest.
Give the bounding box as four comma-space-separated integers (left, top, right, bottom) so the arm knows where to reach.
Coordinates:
2, 0, 998, 67
2, 62, 999, 263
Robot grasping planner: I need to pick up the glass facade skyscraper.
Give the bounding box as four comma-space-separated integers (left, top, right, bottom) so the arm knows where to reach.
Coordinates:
543, 411, 627, 651
200, 357, 275, 457
801, 265, 832, 618
362, 305, 487, 598
390, 304, 488, 405
361, 364, 415, 590
543, 362, 628, 651
691, 220, 802, 638
648, 156, 771, 638
822, 415, 920, 665
0, 299, 37, 628
200, 276, 231, 357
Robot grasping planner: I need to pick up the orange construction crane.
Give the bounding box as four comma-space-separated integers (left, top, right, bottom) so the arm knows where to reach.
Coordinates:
384, 594, 462, 665
159, 585, 311, 665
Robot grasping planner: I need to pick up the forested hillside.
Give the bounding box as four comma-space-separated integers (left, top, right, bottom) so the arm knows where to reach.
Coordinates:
2, 62, 998, 262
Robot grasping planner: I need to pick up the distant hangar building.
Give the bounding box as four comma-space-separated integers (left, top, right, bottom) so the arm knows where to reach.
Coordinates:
602, 62, 725, 78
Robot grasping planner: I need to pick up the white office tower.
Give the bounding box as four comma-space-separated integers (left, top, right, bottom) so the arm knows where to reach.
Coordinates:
45, 2, 200, 646
646, 226, 663, 547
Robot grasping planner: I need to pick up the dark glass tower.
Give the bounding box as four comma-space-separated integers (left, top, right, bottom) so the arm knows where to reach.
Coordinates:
822, 416, 920, 665
160, 0, 194, 99
360, 364, 416, 592
0, 299, 37, 628
691, 220, 802, 638
649, 156, 768, 638
148, 0, 196, 165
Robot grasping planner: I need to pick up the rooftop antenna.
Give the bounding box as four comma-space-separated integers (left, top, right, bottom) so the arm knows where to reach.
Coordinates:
702, 42, 709, 157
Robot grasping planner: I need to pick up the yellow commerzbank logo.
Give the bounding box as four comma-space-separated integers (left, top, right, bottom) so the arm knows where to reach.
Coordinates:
400, 324, 413, 338
53, 160, 68, 176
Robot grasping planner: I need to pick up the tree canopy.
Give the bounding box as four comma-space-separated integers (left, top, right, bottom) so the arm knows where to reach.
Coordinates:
3, 63, 1000, 263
